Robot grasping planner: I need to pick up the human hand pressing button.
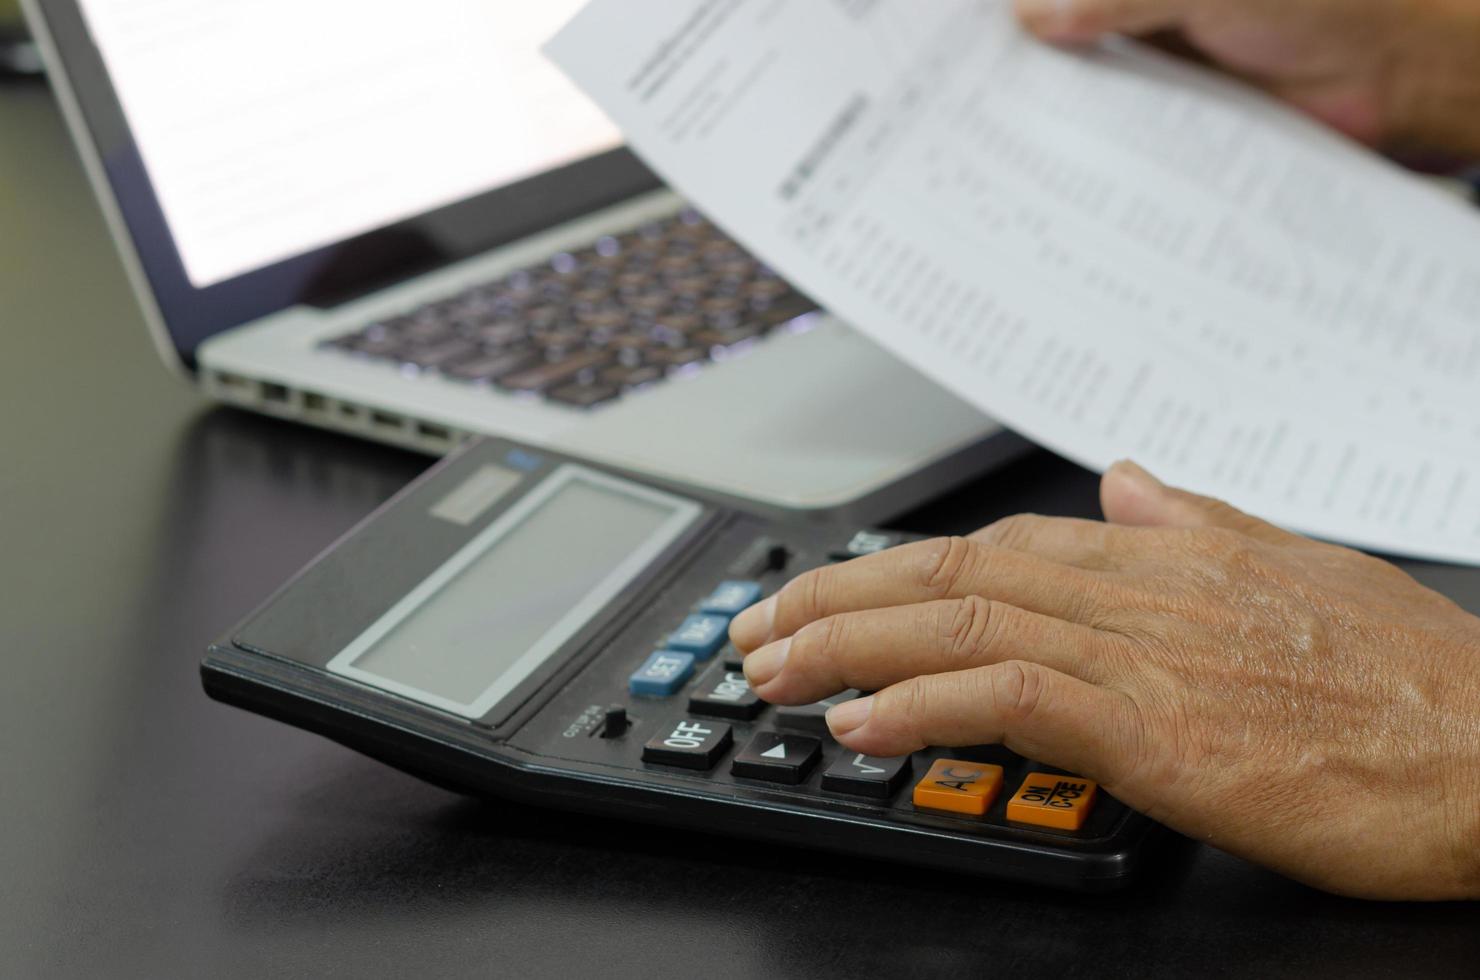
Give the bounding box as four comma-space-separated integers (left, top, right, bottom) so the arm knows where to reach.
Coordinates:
729, 461, 1480, 900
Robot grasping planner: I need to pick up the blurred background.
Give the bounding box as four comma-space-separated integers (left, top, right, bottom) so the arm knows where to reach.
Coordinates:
1, 0, 42, 78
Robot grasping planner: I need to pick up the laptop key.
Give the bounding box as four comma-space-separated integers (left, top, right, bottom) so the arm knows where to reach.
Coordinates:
601, 364, 664, 389
403, 338, 478, 369
499, 350, 613, 393
547, 382, 620, 409
443, 350, 539, 383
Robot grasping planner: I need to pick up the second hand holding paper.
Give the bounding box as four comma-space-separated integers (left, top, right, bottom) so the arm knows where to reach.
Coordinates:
548, 0, 1480, 564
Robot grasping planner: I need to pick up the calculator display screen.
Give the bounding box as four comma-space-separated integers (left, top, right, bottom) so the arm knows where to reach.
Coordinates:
327, 465, 702, 719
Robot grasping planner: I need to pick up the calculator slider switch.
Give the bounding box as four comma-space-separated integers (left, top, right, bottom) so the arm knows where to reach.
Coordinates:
599, 706, 629, 738
1005, 773, 1099, 831
912, 759, 1005, 816
642, 720, 733, 770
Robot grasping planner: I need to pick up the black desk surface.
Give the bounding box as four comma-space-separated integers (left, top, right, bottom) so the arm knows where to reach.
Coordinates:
4, 80, 1478, 978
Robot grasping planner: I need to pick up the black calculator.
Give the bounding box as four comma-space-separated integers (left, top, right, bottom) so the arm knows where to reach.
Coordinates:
202, 437, 1159, 892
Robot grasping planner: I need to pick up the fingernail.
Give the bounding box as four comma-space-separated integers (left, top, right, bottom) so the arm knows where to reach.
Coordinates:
1110, 459, 1163, 490
729, 594, 777, 650
742, 637, 790, 688
826, 696, 874, 737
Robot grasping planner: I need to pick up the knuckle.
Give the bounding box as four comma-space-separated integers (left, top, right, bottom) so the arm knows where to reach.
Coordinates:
939, 595, 1005, 664
988, 660, 1047, 727
921, 535, 979, 597
980, 513, 1041, 551
799, 614, 849, 670
786, 565, 833, 624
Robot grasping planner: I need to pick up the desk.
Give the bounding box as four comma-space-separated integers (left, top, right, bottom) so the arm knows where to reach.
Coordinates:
4, 80, 1478, 978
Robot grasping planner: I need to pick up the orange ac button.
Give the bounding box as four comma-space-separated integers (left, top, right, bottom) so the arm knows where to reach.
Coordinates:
1006, 773, 1099, 831
911, 759, 1004, 816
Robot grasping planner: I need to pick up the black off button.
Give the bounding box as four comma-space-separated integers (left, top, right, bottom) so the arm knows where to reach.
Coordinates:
642, 719, 733, 770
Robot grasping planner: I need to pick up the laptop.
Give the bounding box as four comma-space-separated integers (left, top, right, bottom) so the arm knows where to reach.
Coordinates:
25, 0, 1022, 521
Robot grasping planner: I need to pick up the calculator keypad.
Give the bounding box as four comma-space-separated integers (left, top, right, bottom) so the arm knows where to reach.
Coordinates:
599, 559, 1113, 841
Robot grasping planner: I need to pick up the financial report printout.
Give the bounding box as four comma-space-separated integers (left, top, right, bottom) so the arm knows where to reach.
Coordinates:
549, 0, 1480, 564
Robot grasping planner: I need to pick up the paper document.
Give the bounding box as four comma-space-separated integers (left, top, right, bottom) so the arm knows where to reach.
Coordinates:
547, 0, 1480, 564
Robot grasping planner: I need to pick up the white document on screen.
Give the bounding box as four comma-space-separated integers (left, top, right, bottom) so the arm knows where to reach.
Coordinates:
548, 0, 1480, 565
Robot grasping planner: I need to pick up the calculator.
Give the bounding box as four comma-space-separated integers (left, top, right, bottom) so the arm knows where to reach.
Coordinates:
202, 437, 1160, 892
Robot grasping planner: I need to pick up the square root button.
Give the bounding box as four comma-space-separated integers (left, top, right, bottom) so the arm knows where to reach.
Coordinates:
731, 732, 821, 785
821, 752, 912, 799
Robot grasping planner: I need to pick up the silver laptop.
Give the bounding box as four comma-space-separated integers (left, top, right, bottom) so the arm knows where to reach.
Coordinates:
26, 0, 1021, 521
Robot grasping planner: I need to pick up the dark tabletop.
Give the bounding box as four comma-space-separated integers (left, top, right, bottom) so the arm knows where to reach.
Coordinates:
4, 79, 1479, 979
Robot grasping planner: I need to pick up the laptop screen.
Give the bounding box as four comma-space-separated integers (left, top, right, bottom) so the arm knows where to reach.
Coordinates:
75, 0, 621, 290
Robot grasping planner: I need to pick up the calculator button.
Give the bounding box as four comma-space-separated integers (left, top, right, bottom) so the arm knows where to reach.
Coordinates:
1005, 773, 1099, 831
698, 580, 764, 617
821, 752, 912, 799
775, 691, 861, 734
731, 732, 822, 784
720, 644, 744, 671
688, 665, 763, 720
667, 613, 730, 659
912, 759, 1005, 816
628, 650, 696, 696
642, 719, 733, 770
828, 530, 901, 562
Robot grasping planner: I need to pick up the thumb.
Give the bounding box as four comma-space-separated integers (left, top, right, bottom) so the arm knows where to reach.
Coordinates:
1100, 460, 1303, 546
1014, 0, 1186, 43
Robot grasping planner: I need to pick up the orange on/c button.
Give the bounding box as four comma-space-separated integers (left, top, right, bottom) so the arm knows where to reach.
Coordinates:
1005, 773, 1099, 831
911, 759, 1004, 816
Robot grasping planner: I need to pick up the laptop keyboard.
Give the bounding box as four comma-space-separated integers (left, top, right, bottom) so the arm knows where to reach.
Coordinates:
321, 209, 818, 409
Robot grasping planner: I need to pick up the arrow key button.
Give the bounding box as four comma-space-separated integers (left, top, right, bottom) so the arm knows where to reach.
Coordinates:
731, 732, 822, 785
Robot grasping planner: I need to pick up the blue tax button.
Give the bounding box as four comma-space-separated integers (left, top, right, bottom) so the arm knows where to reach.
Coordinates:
629, 651, 697, 696
667, 614, 731, 660
698, 580, 764, 617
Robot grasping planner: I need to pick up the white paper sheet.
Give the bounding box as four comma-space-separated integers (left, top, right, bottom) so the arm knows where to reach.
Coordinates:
547, 0, 1480, 564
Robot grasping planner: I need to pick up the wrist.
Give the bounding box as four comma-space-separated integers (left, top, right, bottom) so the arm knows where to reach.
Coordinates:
1386, 1, 1480, 159
1439, 636, 1480, 898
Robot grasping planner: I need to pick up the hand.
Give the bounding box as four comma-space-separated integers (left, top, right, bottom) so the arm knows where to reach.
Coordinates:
729, 461, 1480, 899
1013, 0, 1480, 159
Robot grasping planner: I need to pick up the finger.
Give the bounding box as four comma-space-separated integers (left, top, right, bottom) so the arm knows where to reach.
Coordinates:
1099, 459, 1305, 546
729, 536, 1115, 652
743, 596, 1121, 705
825, 661, 1140, 783
970, 512, 1131, 570
1014, 0, 1186, 43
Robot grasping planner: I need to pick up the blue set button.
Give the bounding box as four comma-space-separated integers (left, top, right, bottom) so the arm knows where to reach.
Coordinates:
667, 613, 731, 660
629, 650, 696, 696
698, 580, 764, 617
